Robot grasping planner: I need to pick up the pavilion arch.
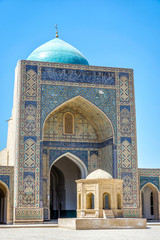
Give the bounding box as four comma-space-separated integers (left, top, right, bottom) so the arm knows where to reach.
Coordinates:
103, 192, 111, 210
140, 182, 159, 220
86, 192, 94, 209
42, 95, 115, 143
0, 180, 10, 224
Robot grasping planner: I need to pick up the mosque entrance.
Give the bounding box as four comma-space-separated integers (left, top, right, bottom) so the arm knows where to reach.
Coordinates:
0, 183, 7, 224
141, 183, 159, 220
50, 156, 82, 219
42, 96, 114, 220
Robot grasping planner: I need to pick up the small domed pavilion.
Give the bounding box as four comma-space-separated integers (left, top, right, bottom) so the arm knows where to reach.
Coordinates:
76, 169, 123, 218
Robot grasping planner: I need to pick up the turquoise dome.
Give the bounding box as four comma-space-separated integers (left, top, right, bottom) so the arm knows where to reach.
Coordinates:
27, 38, 89, 65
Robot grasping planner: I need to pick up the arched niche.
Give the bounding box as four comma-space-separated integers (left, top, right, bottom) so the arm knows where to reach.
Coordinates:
140, 182, 159, 220
0, 181, 9, 224
41, 96, 115, 220
42, 96, 115, 143
103, 192, 111, 210
42, 96, 115, 176
86, 193, 94, 209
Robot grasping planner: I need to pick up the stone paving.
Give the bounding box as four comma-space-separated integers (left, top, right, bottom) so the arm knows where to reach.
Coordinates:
0, 225, 160, 240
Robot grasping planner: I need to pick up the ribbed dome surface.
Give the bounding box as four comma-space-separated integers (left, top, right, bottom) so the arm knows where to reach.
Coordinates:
27, 38, 89, 65
86, 169, 113, 180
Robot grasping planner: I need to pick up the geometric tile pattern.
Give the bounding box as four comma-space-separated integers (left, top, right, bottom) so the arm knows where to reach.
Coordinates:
120, 107, 131, 135
15, 208, 43, 221
43, 110, 97, 141
119, 73, 129, 102
26, 69, 37, 98
100, 145, 113, 176
24, 139, 36, 168
23, 174, 35, 205
121, 140, 132, 168
140, 176, 159, 190
41, 85, 116, 138
25, 105, 37, 134
121, 172, 133, 207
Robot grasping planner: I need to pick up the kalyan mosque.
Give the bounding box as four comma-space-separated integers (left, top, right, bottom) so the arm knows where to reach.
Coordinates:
0, 28, 160, 224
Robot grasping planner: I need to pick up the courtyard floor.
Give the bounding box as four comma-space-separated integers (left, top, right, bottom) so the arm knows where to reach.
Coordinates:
0, 224, 160, 240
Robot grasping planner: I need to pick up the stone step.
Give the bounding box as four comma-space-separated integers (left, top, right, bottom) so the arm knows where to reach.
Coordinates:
103, 210, 115, 218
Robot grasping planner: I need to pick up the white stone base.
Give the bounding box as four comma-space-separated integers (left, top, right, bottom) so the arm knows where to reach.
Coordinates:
58, 218, 146, 230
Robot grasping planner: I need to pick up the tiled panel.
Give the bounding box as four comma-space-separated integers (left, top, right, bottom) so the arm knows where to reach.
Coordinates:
42, 138, 113, 149
41, 67, 115, 85
49, 149, 88, 168
120, 106, 131, 135
41, 85, 116, 136
119, 73, 129, 102
140, 176, 159, 190
121, 172, 133, 207
0, 175, 10, 187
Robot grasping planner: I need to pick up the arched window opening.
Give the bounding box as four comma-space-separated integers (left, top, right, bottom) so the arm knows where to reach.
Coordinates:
103, 193, 111, 209
86, 193, 94, 209
117, 193, 121, 209
64, 112, 74, 135
150, 192, 154, 215
78, 193, 81, 210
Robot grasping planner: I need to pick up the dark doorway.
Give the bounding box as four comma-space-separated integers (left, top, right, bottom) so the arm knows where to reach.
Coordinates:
50, 166, 65, 219
0, 186, 6, 224
50, 157, 81, 219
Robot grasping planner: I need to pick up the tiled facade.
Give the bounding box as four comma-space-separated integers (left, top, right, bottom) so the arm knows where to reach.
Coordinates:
0, 58, 160, 223
12, 60, 139, 222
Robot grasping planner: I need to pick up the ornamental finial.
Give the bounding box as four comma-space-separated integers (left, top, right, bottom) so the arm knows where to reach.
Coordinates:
55, 24, 58, 38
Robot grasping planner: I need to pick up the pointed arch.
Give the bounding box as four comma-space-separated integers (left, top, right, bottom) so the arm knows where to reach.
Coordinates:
140, 182, 159, 220
42, 95, 115, 143
50, 152, 87, 179
141, 182, 159, 192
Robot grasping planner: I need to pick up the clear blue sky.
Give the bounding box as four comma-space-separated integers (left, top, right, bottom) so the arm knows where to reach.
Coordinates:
0, 0, 159, 168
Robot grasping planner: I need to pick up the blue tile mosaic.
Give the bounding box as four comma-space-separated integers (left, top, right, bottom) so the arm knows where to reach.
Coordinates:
25, 101, 37, 108
26, 65, 37, 73
42, 138, 113, 149
0, 175, 10, 188
23, 172, 35, 179
120, 105, 130, 112
119, 72, 129, 78
49, 149, 88, 168
41, 85, 116, 137
41, 67, 115, 85
24, 136, 37, 142
121, 137, 131, 144
43, 149, 47, 154
90, 151, 98, 156
140, 176, 159, 190
121, 172, 132, 178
